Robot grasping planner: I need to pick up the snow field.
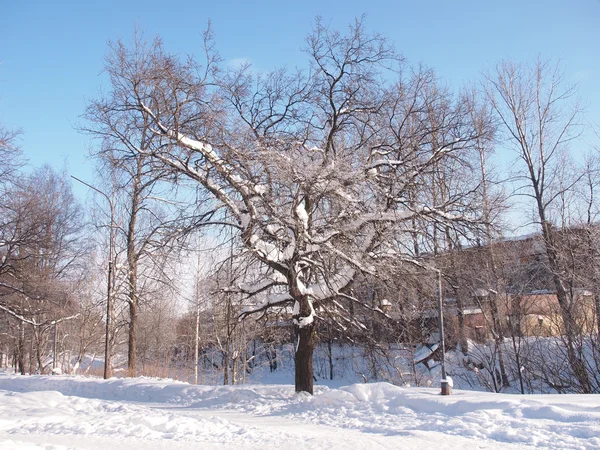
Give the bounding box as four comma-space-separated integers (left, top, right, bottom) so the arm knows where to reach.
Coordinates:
0, 374, 599, 449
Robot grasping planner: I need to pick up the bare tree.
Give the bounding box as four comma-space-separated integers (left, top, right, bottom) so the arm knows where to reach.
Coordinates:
91, 20, 489, 393
0, 166, 86, 373
0, 125, 23, 183
578, 154, 600, 339
82, 50, 217, 376
466, 90, 510, 388
486, 59, 592, 392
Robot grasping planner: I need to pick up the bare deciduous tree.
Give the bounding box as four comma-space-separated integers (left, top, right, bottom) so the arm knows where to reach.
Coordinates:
486, 59, 592, 392
90, 20, 490, 393
81, 52, 217, 376
0, 165, 86, 374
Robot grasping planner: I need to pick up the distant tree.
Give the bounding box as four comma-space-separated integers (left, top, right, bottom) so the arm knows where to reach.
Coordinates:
579, 155, 600, 338
459, 90, 511, 389
0, 125, 23, 183
82, 63, 215, 376
0, 165, 86, 373
485, 59, 593, 392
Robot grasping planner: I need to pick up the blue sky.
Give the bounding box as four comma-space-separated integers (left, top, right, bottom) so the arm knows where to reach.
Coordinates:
1, 0, 599, 198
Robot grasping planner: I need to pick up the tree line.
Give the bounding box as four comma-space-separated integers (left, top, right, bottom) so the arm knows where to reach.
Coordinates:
1, 19, 599, 394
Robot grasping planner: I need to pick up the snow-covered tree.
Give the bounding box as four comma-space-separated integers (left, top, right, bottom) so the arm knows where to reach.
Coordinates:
93, 20, 489, 393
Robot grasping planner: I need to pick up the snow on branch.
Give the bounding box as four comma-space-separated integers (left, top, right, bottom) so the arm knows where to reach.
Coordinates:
0, 303, 80, 327
323, 242, 376, 276
306, 265, 356, 303
226, 277, 287, 297
0, 303, 38, 326
247, 234, 296, 264
238, 292, 293, 321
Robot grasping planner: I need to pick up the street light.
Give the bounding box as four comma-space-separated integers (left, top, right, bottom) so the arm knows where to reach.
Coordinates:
433, 268, 451, 395
71, 176, 115, 380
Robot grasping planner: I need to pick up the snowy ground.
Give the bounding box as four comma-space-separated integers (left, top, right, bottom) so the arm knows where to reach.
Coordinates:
1, 374, 599, 449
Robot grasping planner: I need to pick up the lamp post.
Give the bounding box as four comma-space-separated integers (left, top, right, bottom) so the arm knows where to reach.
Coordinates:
433, 267, 451, 395
71, 176, 115, 380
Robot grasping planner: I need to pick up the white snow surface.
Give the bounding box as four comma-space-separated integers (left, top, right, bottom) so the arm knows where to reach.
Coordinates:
1, 374, 600, 449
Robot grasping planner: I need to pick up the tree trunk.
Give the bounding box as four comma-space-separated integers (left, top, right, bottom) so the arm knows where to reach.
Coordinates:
128, 299, 137, 376
52, 323, 58, 371
489, 293, 510, 388
295, 323, 316, 394
35, 328, 43, 373
231, 354, 237, 386
28, 330, 35, 375
223, 296, 232, 385
223, 343, 229, 385
126, 160, 142, 377
327, 336, 334, 380
511, 334, 525, 394
18, 321, 25, 375
194, 299, 200, 384
291, 280, 317, 394
455, 298, 468, 353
